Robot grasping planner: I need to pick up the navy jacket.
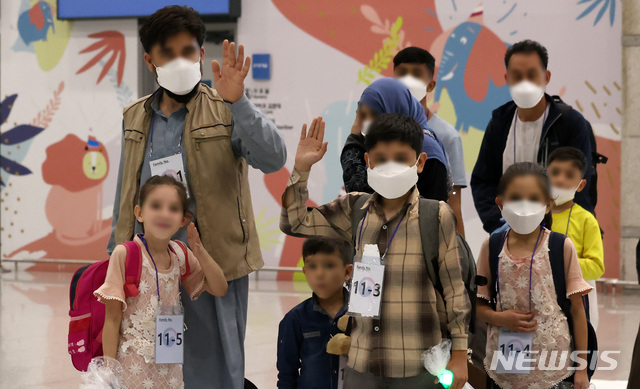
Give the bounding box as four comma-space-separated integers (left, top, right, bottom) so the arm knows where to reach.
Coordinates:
277, 291, 348, 389
471, 95, 594, 233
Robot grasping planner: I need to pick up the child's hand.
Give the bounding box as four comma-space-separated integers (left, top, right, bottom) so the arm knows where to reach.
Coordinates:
294, 116, 328, 172
573, 369, 589, 389
187, 222, 203, 254
443, 350, 468, 389
497, 310, 537, 332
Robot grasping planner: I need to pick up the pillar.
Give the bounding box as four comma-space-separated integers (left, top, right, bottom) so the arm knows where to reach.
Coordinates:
620, 0, 640, 281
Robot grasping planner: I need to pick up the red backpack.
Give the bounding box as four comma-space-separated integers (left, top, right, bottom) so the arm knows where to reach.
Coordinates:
68, 239, 191, 371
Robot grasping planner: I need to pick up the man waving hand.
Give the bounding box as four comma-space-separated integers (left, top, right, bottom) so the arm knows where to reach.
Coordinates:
107, 6, 286, 388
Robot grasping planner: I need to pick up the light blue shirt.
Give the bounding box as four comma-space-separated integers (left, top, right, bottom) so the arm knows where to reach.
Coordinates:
428, 113, 467, 187
107, 93, 287, 254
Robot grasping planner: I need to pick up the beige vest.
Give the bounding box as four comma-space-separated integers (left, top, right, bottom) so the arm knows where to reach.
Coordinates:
115, 84, 263, 281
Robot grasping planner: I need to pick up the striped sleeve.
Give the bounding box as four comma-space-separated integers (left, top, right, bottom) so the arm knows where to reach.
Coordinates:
279, 169, 357, 241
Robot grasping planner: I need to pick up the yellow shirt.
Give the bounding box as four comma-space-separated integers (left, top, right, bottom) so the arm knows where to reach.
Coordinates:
551, 203, 605, 280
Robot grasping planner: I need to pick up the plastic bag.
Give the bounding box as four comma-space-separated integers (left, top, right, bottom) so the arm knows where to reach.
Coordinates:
79, 356, 126, 389
421, 339, 474, 389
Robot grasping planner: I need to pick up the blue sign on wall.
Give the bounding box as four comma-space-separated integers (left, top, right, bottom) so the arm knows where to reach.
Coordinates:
58, 0, 230, 19
252, 54, 271, 80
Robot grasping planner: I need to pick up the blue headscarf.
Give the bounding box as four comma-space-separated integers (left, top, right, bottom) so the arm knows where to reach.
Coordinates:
358, 78, 448, 167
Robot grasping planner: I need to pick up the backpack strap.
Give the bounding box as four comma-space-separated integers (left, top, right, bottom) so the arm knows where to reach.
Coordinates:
418, 198, 441, 293
547, 231, 597, 378
488, 231, 508, 310
548, 231, 571, 317
351, 194, 372, 244
170, 240, 192, 280
122, 240, 143, 298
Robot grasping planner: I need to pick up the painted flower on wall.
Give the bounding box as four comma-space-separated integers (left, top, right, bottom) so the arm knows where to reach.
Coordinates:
0, 94, 45, 187
76, 30, 126, 86
577, 0, 617, 27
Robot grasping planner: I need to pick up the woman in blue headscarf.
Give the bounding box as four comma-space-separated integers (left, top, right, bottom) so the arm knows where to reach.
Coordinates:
341, 77, 451, 201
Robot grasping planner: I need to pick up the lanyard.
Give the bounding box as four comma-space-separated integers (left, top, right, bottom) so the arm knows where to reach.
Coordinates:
357, 204, 406, 260
564, 203, 575, 237
138, 234, 168, 302
496, 228, 543, 312
513, 106, 548, 163
148, 107, 184, 155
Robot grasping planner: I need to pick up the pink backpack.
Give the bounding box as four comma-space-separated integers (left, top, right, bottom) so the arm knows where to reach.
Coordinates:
68, 239, 190, 371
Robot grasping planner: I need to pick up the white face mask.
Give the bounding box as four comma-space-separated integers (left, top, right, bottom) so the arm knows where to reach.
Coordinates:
367, 160, 419, 199
509, 80, 545, 109
361, 120, 373, 136
154, 57, 202, 95
501, 200, 547, 234
399, 75, 428, 102
552, 181, 582, 206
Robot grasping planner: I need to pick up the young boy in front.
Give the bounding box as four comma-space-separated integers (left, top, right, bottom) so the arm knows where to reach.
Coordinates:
548, 147, 605, 329
280, 113, 470, 389
277, 237, 354, 389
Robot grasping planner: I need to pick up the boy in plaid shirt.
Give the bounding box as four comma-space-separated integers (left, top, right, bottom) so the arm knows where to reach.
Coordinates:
280, 114, 470, 388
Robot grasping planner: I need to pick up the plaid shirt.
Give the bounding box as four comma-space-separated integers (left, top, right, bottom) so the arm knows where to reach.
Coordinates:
280, 169, 470, 378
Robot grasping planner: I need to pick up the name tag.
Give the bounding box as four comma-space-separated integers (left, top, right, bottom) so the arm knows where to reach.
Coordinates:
150, 153, 190, 198
496, 328, 532, 374
337, 355, 347, 389
348, 262, 384, 318
155, 306, 184, 364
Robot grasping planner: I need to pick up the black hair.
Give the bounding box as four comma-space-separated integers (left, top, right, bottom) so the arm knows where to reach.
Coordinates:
364, 113, 423, 158
393, 46, 436, 76
547, 147, 588, 176
139, 5, 206, 53
302, 237, 353, 266
504, 39, 549, 70
498, 162, 553, 229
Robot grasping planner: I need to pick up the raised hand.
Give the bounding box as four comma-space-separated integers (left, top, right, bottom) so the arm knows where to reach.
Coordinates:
187, 222, 203, 253
211, 40, 250, 103
294, 116, 328, 172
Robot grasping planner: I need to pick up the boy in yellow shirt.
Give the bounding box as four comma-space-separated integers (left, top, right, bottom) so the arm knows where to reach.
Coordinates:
548, 147, 604, 329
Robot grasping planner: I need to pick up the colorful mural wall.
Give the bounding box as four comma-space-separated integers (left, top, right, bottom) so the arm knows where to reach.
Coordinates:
237, 0, 622, 278
1, 0, 622, 280
1, 0, 137, 261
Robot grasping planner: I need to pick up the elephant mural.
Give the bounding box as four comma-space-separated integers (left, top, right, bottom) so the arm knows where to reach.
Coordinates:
434, 22, 511, 133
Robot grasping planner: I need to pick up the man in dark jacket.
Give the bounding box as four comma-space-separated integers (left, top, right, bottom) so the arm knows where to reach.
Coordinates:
471, 40, 594, 233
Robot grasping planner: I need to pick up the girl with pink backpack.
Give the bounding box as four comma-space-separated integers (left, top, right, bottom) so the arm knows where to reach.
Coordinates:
71, 175, 228, 388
